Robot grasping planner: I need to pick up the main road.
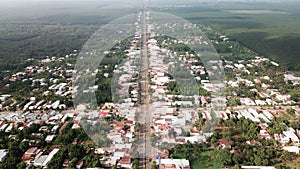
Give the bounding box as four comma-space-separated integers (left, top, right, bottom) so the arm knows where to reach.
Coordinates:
137, 5, 154, 169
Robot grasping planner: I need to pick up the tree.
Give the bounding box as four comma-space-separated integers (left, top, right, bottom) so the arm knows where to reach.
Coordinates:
151, 161, 157, 169
133, 159, 139, 169
184, 131, 190, 137
217, 149, 232, 166
274, 164, 291, 169
47, 149, 66, 169
91, 158, 100, 167
68, 158, 78, 169
135, 123, 141, 132
18, 141, 29, 152
286, 109, 295, 115
128, 85, 134, 96
69, 144, 84, 159
123, 124, 131, 132
268, 119, 287, 135
17, 162, 27, 169
168, 128, 177, 137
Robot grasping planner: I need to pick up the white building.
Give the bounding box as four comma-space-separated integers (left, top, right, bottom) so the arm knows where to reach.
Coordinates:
0, 149, 8, 162
157, 158, 190, 169
283, 146, 300, 153
34, 148, 60, 167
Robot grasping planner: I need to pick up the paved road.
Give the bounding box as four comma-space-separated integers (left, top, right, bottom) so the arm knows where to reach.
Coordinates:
137, 4, 154, 169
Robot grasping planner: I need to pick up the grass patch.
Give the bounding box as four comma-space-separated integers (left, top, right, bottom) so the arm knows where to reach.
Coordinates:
190, 150, 223, 169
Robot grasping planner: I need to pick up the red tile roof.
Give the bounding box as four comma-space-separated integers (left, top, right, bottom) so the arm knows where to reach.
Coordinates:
99, 112, 109, 118
218, 139, 231, 148
59, 122, 69, 133
119, 156, 131, 165
22, 154, 32, 161
25, 147, 38, 154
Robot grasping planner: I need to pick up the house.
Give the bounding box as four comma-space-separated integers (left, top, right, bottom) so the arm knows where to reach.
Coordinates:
200, 96, 208, 105
0, 94, 11, 102
0, 149, 8, 162
72, 138, 78, 145
34, 155, 48, 167
76, 159, 84, 169
240, 110, 259, 123
100, 112, 109, 118
283, 146, 300, 153
246, 141, 261, 146
174, 101, 193, 106
34, 148, 60, 167
215, 111, 228, 120
24, 147, 38, 155
259, 130, 271, 139
63, 159, 69, 167
0, 122, 8, 131
51, 125, 59, 133
258, 114, 270, 123
157, 158, 190, 169
202, 111, 212, 121
185, 136, 203, 143
5, 123, 14, 133
45, 135, 56, 143
117, 156, 132, 168
218, 139, 231, 149
255, 100, 266, 106
262, 110, 274, 120
240, 98, 256, 106
160, 150, 170, 159
42, 148, 60, 167
275, 94, 291, 102
282, 129, 299, 144
59, 122, 69, 133
61, 113, 74, 123
39, 126, 49, 132
234, 63, 245, 69
101, 158, 117, 168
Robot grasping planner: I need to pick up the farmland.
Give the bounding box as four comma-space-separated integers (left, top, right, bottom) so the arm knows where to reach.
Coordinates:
0, 0, 299, 71
159, 1, 300, 71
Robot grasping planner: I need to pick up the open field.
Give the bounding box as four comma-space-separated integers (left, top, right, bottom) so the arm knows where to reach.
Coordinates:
161, 1, 300, 71
224, 10, 289, 14
0, 0, 299, 72
0, 1, 135, 72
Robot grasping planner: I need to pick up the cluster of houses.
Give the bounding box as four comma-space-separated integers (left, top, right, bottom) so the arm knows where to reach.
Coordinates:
146, 37, 207, 146
284, 73, 300, 85
225, 56, 297, 106
1, 53, 77, 112
106, 13, 194, 169
0, 110, 85, 168
0, 101, 140, 169
1, 11, 300, 169
209, 105, 300, 154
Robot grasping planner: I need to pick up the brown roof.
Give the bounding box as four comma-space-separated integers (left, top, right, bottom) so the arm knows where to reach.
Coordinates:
119, 156, 131, 164
72, 138, 78, 145
191, 127, 200, 133
25, 147, 38, 154
59, 122, 69, 133
22, 154, 32, 161
183, 166, 190, 169
218, 139, 231, 147
63, 159, 69, 164
160, 150, 169, 159
159, 164, 176, 169
76, 159, 84, 166
125, 120, 134, 125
